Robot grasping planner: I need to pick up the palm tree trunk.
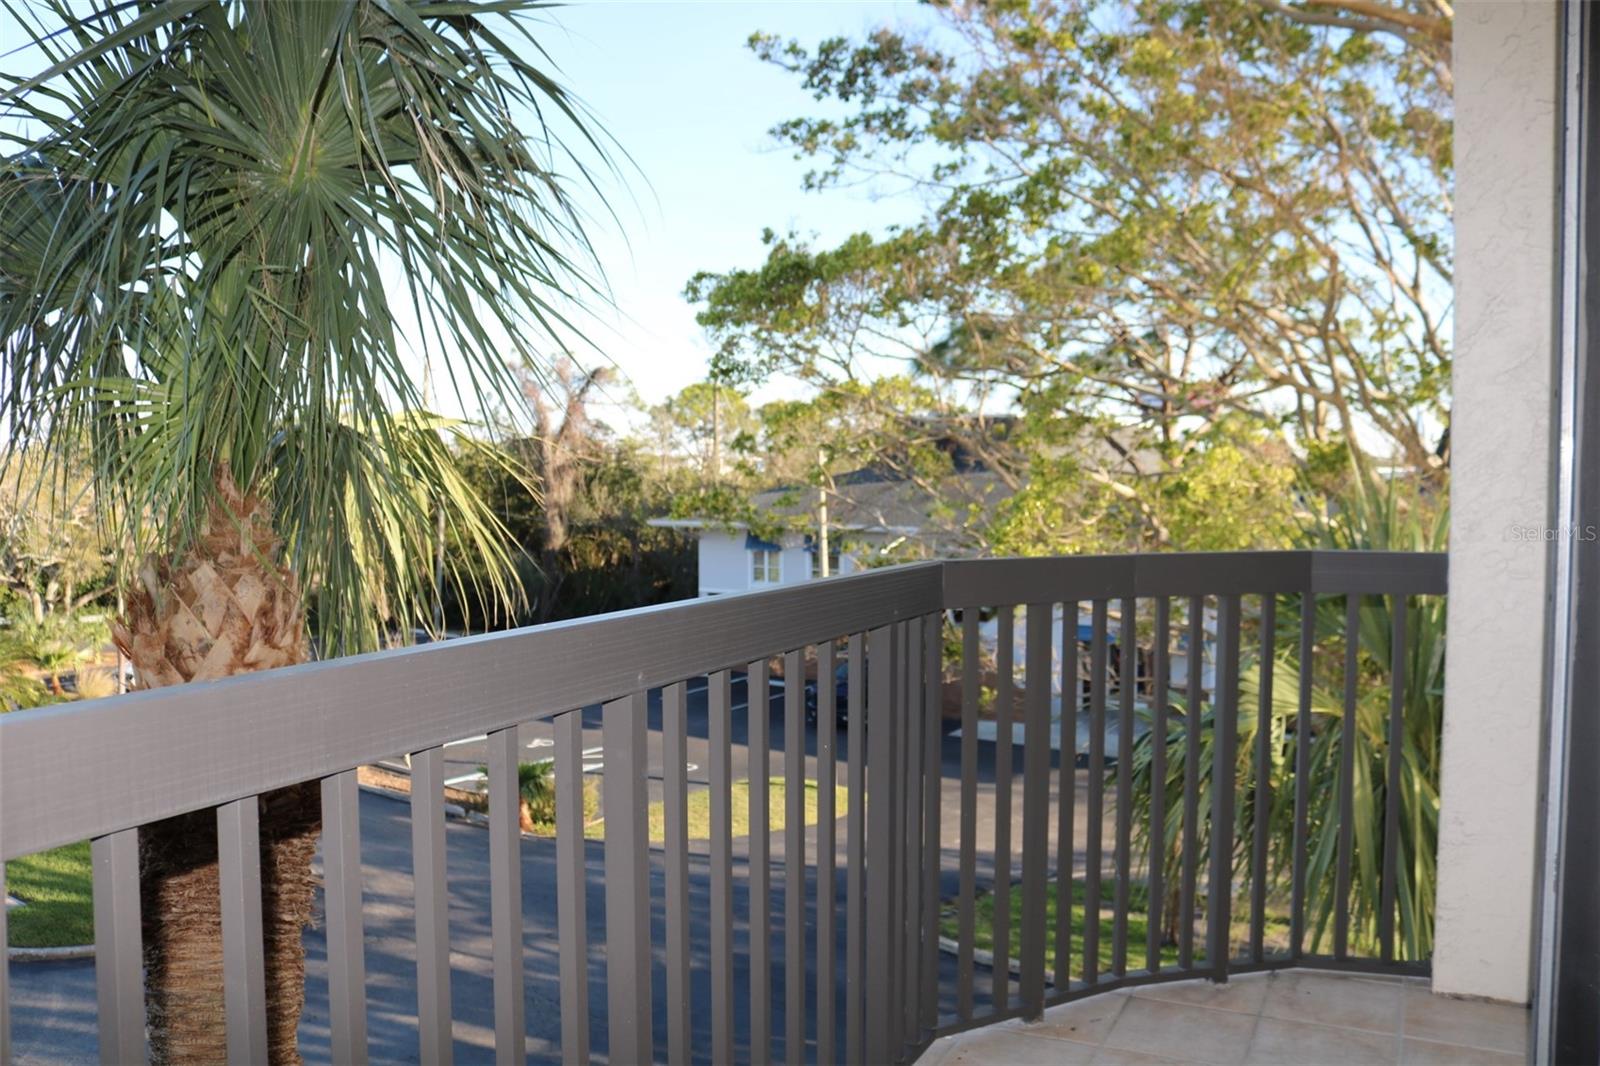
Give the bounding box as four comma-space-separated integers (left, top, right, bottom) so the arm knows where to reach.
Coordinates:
114, 471, 315, 1065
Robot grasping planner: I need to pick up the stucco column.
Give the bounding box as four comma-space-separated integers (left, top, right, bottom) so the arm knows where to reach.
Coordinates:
1434, 0, 1559, 1005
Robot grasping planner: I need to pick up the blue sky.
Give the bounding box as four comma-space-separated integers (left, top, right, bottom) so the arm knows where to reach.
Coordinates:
0, 2, 939, 423
503, 1, 939, 420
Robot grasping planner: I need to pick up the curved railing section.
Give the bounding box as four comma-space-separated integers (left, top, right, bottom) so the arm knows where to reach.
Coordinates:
0, 550, 1446, 1064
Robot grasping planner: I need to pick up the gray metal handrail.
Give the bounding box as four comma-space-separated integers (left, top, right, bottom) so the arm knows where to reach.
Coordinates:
0, 561, 944, 860
0, 549, 1448, 1065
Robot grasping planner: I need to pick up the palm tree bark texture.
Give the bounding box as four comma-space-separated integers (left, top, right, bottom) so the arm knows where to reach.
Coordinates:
114, 473, 315, 1064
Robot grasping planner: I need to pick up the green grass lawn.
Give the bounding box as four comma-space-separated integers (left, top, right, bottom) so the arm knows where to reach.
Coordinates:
941, 879, 1186, 978
584, 778, 849, 843
942, 877, 1298, 977
7, 841, 93, 949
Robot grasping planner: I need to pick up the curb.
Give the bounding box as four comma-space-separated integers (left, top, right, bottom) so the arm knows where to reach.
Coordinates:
9, 943, 94, 962
936, 935, 1023, 978
357, 781, 467, 820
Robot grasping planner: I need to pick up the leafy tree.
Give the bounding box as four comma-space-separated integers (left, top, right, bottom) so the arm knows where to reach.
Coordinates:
646, 379, 758, 484
689, 0, 1451, 552
0, 450, 114, 622
0, 1, 611, 1059
459, 389, 697, 626
1128, 469, 1447, 959
522, 359, 615, 601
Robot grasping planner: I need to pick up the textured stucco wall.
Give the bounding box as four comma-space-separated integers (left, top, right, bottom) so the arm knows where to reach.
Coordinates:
1434, 0, 1559, 1005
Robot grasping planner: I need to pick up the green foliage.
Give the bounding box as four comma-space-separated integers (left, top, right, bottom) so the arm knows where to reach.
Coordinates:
453, 430, 696, 627
1127, 472, 1446, 960
13, 612, 105, 693
0, 626, 55, 711
690, 1, 1451, 552
645, 381, 758, 484
0, 0, 616, 654
519, 760, 556, 823
0, 450, 113, 623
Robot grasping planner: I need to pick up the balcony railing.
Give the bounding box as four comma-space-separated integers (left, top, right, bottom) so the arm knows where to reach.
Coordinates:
0, 550, 1447, 1064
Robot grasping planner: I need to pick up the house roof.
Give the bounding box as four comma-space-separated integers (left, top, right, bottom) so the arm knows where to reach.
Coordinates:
649, 465, 1011, 543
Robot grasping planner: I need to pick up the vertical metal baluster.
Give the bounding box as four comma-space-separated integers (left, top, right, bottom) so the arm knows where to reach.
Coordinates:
217, 797, 268, 1065
322, 770, 369, 1065
1208, 595, 1242, 981
1056, 601, 1079, 991
1381, 596, 1409, 963
817, 641, 839, 1066
884, 621, 905, 1053
1251, 597, 1276, 965
784, 648, 807, 1066
487, 727, 525, 1065
846, 634, 867, 1065
0, 863, 9, 1064
1113, 596, 1135, 978
958, 611, 979, 1019
603, 693, 652, 1066
749, 658, 772, 1061
555, 711, 591, 1065
709, 671, 735, 1065
1335, 595, 1359, 960
894, 619, 908, 1043
1020, 603, 1051, 1018
901, 618, 922, 1049
865, 625, 897, 1065
1147, 597, 1170, 975
1179, 596, 1204, 970
992, 606, 1015, 1009
1291, 593, 1315, 959
1084, 600, 1107, 986
92, 828, 145, 1065
665, 682, 691, 1065
921, 615, 943, 1033
411, 747, 453, 1065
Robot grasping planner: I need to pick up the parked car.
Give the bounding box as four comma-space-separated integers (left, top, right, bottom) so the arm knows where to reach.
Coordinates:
803, 660, 855, 728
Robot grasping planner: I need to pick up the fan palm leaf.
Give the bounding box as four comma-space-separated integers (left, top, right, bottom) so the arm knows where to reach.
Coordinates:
1128, 472, 1447, 961
1, 1, 615, 1060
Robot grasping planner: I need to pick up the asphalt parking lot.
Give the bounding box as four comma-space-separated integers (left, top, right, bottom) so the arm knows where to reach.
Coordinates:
7, 676, 1125, 1063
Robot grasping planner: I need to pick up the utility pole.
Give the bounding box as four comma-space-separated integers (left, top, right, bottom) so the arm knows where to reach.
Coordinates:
710, 379, 722, 482
817, 448, 829, 578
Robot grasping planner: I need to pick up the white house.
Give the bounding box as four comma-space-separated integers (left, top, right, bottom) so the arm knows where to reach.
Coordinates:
650, 466, 1002, 596
643, 521, 867, 597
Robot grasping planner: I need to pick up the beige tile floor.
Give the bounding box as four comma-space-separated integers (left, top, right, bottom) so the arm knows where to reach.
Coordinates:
915, 971, 1529, 1065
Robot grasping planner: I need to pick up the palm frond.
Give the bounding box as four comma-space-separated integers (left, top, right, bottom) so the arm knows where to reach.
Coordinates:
0, 0, 618, 652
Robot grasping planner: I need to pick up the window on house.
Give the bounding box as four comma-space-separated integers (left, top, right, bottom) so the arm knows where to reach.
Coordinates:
811, 543, 842, 578
751, 548, 781, 584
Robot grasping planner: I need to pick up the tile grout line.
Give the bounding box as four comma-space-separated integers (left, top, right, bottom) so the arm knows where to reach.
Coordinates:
1237, 1004, 1267, 1066
931, 971, 1528, 1065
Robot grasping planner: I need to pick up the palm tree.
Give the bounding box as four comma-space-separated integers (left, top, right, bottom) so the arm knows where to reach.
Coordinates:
0, 1, 611, 1060
1127, 470, 1447, 961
